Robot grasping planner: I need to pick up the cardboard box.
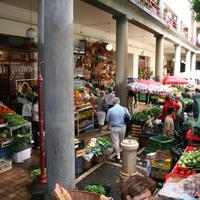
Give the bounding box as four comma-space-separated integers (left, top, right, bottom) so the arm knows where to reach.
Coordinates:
151, 150, 172, 172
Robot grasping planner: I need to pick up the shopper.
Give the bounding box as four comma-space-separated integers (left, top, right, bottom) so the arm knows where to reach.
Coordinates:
163, 106, 175, 138
104, 88, 115, 109
32, 97, 40, 149
192, 88, 200, 119
161, 96, 179, 122
181, 88, 191, 99
121, 175, 159, 200
127, 90, 137, 112
106, 97, 130, 160
96, 91, 107, 132
174, 96, 183, 131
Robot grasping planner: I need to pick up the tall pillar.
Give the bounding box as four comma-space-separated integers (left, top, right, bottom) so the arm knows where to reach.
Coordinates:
185, 50, 191, 73
174, 45, 181, 76
191, 53, 196, 71
155, 35, 164, 82
44, 0, 75, 199
133, 54, 138, 79
38, 0, 45, 112
193, 20, 197, 45
114, 15, 128, 106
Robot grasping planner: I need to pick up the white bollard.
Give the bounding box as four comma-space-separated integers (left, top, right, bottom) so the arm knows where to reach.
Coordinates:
120, 139, 139, 182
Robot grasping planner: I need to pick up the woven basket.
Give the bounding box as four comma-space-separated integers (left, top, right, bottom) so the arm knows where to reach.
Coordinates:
68, 190, 101, 200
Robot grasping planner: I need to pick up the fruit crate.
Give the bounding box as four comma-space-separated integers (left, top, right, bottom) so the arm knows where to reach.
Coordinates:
131, 124, 142, 138
0, 160, 12, 174
147, 135, 175, 153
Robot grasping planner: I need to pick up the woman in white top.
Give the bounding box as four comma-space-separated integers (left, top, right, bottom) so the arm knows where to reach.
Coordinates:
32, 97, 40, 149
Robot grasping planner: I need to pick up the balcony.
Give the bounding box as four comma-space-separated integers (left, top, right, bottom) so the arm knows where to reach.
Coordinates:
131, 0, 195, 45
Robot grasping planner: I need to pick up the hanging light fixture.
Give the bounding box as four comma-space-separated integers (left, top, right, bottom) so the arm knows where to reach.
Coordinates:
106, 22, 113, 51
26, 0, 36, 39
106, 43, 113, 51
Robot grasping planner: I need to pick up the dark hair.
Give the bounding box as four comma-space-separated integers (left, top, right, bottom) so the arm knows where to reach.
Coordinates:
107, 88, 112, 93
167, 106, 174, 115
185, 88, 189, 92
195, 88, 200, 93
121, 175, 151, 200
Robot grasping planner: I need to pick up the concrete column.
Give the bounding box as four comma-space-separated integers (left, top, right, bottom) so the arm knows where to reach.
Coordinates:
133, 54, 139, 79
120, 139, 139, 182
193, 20, 197, 45
174, 45, 181, 76
114, 14, 128, 106
44, 0, 75, 199
191, 53, 196, 71
185, 50, 191, 73
155, 35, 164, 82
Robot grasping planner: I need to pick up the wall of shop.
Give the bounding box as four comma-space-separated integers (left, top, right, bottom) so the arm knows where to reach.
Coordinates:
0, 2, 37, 39
0, 2, 157, 80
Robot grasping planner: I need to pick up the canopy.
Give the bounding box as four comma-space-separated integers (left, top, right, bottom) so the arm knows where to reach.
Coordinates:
128, 79, 172, 95
162, 76, 188, 85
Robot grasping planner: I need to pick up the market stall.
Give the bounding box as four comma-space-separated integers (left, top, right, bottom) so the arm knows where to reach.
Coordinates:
0, 101, 32, 174
158, 146, 200, 200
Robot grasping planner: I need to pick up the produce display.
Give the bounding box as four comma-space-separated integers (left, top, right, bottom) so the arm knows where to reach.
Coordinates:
0, 159, 5, 165
0, 129, 10, 140
0, 102, 15, 114
0, 114, 28, 127
181, 174, 200, 199
131, 105, 161, 126
177, 148, 200, 172
85, 184, 106, 195
10, 134, 30, 153
0, 116, 4, 124
86, 136, 112, 156
183, 98, 193, 105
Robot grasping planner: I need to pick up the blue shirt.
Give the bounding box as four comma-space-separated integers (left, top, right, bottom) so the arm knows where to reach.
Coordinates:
106, 104, 130, 127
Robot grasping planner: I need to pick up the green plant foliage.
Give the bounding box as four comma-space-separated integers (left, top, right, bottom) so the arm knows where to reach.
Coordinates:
10, 135, 30, 153
0, 114, 28, 127
85, 184, 106, 195
191, 0, 200, 21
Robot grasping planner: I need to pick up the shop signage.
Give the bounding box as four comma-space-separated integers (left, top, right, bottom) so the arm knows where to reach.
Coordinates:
10, 63, 34, 74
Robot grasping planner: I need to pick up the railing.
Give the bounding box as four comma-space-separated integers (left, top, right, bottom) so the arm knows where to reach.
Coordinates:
137, 0, 195, 44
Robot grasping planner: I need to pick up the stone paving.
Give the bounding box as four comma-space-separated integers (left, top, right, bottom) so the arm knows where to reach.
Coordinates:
0, 103, 148, 200
0, 151, 39, 200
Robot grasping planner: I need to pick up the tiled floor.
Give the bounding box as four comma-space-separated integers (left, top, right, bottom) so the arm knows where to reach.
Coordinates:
0, 150, 39, 200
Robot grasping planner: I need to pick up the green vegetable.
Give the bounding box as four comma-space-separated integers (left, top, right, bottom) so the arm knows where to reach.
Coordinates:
0, 114, 28, 127
86, 136, 112, 156
31, 168, 46, 179
10, 135, 30, 153
178, 149, 200, 171
85, 184, 106, 195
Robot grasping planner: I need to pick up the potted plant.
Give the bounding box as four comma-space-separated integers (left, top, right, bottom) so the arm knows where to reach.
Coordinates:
11, 134, 31, 163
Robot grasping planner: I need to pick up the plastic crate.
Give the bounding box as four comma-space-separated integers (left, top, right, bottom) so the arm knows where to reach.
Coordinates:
147, 135, 175, 153
0, 146, 12, 159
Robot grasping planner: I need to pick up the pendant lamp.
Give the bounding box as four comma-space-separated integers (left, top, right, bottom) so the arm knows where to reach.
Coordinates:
26, 0, 36, 39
